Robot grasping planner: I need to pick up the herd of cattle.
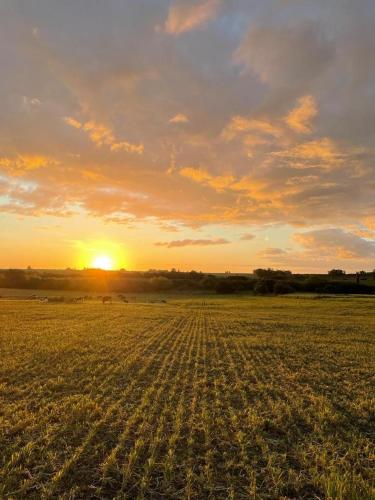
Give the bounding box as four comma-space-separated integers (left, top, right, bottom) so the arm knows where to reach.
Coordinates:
22, 294, 167, 304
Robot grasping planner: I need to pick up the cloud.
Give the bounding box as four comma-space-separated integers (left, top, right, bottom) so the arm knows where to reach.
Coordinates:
64, 117, 143, 154
272, 138, 344, 169
22, 96, 42, 110
179, 167, 235, 192
294, 228, 375, 259
285, 95, 318, 134
222, 116, 282, 141
0, 175, 76, 217
240, 233, 255, 241
258, 247, 287, 256
169, 113, 190, 124
0, 155, 58, 175
155, 237, 230, 248
235, 21, 334, 91
63, 116, 82, 129
164, 0, 220, 35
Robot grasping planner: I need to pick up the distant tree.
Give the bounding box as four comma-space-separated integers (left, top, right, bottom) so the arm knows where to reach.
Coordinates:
3, 269, 27, 288
189, 270, 201, 279
200, 276, 217, 290
254, 268, 292, 279
328, 269, 346, 278
216, 280, 237, 294
356, 271, 367, 284
254, 280, 272, 295
149, 277, 173, 291
273, 281, 295, 295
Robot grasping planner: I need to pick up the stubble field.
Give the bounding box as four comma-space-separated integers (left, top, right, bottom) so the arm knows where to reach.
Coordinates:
0, 296, 374, 499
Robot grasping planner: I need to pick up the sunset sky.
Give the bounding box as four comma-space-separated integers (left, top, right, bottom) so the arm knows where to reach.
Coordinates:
0, 0, 374, 272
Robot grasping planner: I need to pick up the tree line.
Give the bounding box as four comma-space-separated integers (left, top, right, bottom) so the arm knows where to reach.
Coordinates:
0, 268, 374, 295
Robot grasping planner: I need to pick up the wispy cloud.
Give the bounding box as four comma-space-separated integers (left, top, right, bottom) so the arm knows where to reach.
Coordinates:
222, 116, 282, 142
258, 247, 287, 256
169, 113, 190, 124
272, 138, 344, 169
0, 155, 58, 175
155, 238, 230, 248
179, 167, 235, 192
164, 0, 221, 35
63, 117, 144, 154
285, 95, 318, 134
240, 233, 255, 241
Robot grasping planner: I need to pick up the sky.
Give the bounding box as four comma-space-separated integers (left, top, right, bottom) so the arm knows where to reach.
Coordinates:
0, 0, 374, 272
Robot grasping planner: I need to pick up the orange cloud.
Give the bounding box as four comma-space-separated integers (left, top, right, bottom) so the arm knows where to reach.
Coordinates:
63, 116, 82, 129
272, 138, 343, 169
362, 217, 375, 230
64, 117, 144, 154
179, 167, 234, 192
242, 135, 270, 158
155, 237, 229, 248
222, 116, 282, 141
0, 155, 58, 175
285, 95, 318, 134
240, 233, 255, 240
165, 0, 220, 35
169, 113, 189, 124
258, 247, 287, 256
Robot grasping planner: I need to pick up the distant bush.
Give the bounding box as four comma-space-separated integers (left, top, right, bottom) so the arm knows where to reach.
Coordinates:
303, 277, 326, 292
254, 268, 292, 279
254, 280, 273, 295
328, 269, 346, 278
149, 277, 173, 291
216, 280, 237, 294
273, 281, 295, 295
200, 276, 217, 290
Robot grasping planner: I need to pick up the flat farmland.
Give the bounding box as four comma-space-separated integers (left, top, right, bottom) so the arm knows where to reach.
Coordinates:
0, 297, 374, 499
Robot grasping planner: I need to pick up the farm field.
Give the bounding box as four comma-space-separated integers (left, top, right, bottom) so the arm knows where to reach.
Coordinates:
0, 296, 374, 499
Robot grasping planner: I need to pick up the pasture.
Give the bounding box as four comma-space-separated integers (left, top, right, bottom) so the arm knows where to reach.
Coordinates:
0, 296, 374, 498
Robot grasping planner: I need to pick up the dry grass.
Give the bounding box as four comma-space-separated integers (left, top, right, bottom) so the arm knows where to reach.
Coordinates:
0, 296, 374, 498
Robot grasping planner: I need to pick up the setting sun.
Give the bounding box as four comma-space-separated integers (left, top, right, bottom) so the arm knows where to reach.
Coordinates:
74, 239, 129, 270
92, 255, 113, 270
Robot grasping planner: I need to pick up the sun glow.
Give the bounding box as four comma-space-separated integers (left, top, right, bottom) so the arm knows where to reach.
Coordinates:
75, 239, 129, 270
92, 255, 114, 270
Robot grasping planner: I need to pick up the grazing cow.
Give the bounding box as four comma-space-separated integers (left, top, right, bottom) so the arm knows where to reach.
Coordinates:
102, 296, 112, 304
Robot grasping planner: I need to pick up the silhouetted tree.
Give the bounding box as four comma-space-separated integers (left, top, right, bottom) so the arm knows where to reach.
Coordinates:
254, 268, 292, 279
328, 269, 346, 278
273, 281, 295, 295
